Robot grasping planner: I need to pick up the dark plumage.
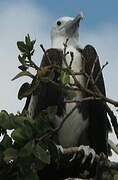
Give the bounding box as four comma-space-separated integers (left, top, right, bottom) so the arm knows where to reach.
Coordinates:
24, 45, 110, 156
23, 45, 111, 180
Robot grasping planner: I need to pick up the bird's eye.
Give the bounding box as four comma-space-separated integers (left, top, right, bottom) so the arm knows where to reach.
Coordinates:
57, 21, 61, 26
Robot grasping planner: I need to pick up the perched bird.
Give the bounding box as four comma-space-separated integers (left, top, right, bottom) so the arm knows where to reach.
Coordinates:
24, 12, 110, 179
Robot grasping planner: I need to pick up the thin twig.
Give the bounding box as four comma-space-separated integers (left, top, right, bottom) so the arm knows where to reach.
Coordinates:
49, 76, 118, 107
38, 131, 53, 142
27, 55, 39, 70
47, 45, 118, 107
63, 45, 99, 96
64, 96, 102, 103
47, 64, 85, 76
40, 44, 52, 64
95, 61, 108, 84
39, 104, 78, 141
94, 94, 118, 107
86, 56, 98, 88
54, 104, 78, 132
49, 79, 79, 91
69, 52, 74, 69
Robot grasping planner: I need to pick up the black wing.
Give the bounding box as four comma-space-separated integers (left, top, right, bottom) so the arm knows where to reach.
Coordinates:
23, 48, 65, 119
24, 46, 110, 155
81, 45, 110, 155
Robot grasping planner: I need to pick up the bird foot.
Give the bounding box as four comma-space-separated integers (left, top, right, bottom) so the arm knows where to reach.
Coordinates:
56, 145, 96, 165
56, 145, 64, 154
70, 145, 96, 164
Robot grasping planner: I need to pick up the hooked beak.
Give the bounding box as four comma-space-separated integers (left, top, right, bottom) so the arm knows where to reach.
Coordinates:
72, 12, 84, 25
65, 12, 84, 37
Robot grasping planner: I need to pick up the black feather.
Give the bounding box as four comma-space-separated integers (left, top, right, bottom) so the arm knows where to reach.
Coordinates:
24, 48, 65, 118
24, 46, 110, 156
79, 45, 110, 155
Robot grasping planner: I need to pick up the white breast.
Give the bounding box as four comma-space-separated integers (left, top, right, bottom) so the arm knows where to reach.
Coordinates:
55, 46, 88, 147
64, 46, 83, 85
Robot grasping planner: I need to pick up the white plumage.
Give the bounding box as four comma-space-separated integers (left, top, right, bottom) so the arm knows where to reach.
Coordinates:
51, 14, 88, 147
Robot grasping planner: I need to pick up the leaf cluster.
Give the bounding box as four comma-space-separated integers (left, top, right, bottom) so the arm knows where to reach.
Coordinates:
17, 34, 36, 71
12, 34, 70, 101
0, 34, 72, 179
0, 108, 58, 180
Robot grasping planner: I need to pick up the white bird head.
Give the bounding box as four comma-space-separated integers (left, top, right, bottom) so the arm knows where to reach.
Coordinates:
51, 12, 84, 48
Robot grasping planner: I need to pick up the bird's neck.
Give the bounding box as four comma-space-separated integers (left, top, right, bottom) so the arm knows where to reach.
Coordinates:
51, 36, 79, 49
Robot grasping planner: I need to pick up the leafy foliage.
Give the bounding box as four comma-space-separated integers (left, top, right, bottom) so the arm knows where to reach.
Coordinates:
12, 34, 64, 100
0, 34, 62, 179
59, 71, 70, 85
16, 34, 36, 72
0, 34, 73, 180
0, 108, 58, 179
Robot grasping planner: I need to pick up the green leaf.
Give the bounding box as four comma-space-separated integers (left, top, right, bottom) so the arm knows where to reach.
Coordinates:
18, 65, 28, 71
11, 119, 34, 144
22, 120, 33, 139
11, 128, 27, 144
59, 71, 70, 85
12, 71, 34, 81
0, 110, 16, 130
18, 55, 26, 65
35, 109, 53, 136
18, 83, 31, 100
0, 110, 9, 130
34, 144, 50, 164
30, 40, 36, 51
37, 67, 49, 77
40, 77, 50, 83
25, 34, 36, 52
18, 79, 40, 100
25, 34, 31, 46
1, 135, 12, 148
45, 140, 59, 163
14, 115, 28, 128
17, 41, 29, 54
4, 147, 18, 162
31, 40, 36, 47
19, 140, 34, 157
14, 113, 35, 130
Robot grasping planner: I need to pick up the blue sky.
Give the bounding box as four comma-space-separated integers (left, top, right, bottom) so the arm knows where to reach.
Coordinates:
0, 0, 118, 160
38, 0, 118, 27
1, 0, 118, 27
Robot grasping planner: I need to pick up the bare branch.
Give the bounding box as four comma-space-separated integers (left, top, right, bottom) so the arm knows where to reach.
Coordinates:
27, 54, 39, 70
49, 79, 79, 91
69, 52, 74, 69
54, 104, 78, 132
64, 96, 102, 103
38, 104, 78, 141
40, 44, 52, 64
95, 61, 108, 84
86, 55, 98, 88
